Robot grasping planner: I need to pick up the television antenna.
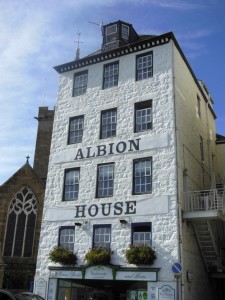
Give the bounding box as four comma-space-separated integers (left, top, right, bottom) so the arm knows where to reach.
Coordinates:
89, 21, 103, 33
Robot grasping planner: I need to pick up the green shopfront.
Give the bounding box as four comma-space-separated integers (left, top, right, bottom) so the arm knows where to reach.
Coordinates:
42, 266, 159, 300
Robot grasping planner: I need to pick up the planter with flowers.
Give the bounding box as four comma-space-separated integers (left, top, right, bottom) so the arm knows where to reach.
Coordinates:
84, 247, 112, 266
49, 246, 77, 265
125, 244, 156, 265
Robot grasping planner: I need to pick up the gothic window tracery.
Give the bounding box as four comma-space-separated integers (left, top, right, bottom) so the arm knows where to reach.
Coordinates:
3, 187, 37, 257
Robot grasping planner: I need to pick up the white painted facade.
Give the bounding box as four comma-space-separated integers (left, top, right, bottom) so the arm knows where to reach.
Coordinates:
34, 21, 223, 300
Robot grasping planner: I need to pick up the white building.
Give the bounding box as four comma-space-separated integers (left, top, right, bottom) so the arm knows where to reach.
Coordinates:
34, 20, 225, 300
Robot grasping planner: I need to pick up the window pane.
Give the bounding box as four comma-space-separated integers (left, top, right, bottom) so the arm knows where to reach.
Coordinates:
94, 225, 111, 249
64, 169, 80, 200
97, 164, 114, 197
69, 116, 84, 144
133, 223, 152, 246
103, 63, 119, 89
73, 71, 88, 96
59, 227, 75, 251
101, 109, 117, 139
135, 101, 152, 133
136, 53, 153, 81
134, 159, 152, 194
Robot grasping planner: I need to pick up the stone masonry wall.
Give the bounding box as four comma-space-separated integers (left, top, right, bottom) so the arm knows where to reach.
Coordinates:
35, 42, 179, 284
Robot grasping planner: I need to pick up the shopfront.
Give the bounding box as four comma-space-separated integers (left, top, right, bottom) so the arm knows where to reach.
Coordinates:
40, 266, 159, 300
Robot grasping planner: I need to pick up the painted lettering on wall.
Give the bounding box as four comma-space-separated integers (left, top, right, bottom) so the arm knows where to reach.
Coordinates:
74, 139, 140, 160
74, 201, 137, 219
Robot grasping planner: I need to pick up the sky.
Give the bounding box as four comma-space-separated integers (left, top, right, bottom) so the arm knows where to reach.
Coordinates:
0, 0, 224, 184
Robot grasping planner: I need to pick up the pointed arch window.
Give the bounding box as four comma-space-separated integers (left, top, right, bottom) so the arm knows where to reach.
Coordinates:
3, 187, 37, 257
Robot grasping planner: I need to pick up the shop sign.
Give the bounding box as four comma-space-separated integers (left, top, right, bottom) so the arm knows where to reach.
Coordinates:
34, 278, 47, 299
45, 195, 168, 221
49, 270, 82, 279
85, 265, 113, 280
116, 271, 157, 281
158, 285, 175, 300
53, 133, 168, 164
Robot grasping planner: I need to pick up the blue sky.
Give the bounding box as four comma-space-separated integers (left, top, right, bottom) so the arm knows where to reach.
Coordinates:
0, 0, 224, 184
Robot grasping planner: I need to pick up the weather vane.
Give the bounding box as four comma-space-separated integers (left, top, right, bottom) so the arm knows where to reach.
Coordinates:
74, 30, 83, 60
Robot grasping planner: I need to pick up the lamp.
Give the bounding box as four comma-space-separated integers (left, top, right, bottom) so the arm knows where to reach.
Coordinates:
119, 219, 128, 224
75, 222, 82, 227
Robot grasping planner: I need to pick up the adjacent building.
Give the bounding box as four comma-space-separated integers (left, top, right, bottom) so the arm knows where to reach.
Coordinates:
34, 21, 225, 300
0, 107, 54, 289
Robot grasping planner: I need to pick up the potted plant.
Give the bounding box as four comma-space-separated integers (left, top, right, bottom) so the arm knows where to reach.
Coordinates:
84, 247, 111, 265
125, 244, 156, 265
49, 246, 77, 265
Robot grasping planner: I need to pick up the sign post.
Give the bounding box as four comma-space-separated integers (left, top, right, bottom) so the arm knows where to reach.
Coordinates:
172, 263, 182, 300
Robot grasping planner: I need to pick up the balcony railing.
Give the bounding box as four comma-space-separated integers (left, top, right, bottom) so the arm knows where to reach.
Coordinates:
183, 189, 225, 213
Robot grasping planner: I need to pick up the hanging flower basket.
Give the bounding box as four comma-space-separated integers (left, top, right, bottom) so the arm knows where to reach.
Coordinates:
125, 244, 156, 265
49, 246, 77, 265
84, 248, 111, 266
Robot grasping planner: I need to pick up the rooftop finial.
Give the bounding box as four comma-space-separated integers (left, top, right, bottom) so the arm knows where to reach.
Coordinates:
74, 30, 83, 60
26, 155, 30, 164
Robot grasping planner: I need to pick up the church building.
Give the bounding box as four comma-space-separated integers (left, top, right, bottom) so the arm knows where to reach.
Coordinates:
0, 107, 54, 290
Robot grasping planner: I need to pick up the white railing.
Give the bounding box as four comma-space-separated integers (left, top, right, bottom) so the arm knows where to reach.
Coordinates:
183, 189, 225, 212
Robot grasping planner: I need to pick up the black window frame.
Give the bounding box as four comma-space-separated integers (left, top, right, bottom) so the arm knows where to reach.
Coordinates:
68, 115, 84, 145
136, 51, 153, 81
200, 135, 204, 162
105, 24, 118, 44
133, 158, 152, 195
134, 100, 152, 133
197, 95, 201, 118
63, 168, 80, 201
103, 61, 119, 89
93, 224, 111, 249
131, 222, 152, 246
121, 24, 129, 40
96, 163, 114, 198
58, 226, 75, 251
100, 108, 117, 139
73, 70, 88, 97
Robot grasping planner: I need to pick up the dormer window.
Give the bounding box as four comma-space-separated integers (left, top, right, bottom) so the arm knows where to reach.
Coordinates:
122, 24, 129, 40
106, 24, 117, 44
102, 21, 138, 51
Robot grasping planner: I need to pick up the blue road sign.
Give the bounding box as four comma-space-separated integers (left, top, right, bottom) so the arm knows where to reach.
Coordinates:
172, 262, 182, 274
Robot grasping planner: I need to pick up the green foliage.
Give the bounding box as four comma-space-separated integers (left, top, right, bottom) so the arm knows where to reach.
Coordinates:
84, 248, 111, 265
125, 244, 156, 265
49, 246, 77, 265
